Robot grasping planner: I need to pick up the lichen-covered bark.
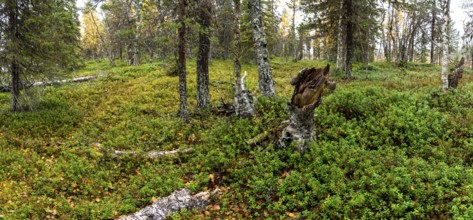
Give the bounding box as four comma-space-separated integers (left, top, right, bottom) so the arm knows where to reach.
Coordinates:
234, 72, 255, 118
196, 0, 211, 109
248, 0, 276, 97
280, 102, 318, 152
119, 189, 208, 220
448, 57, 464, 89
178, 0, 189, 121
441, 0, 450, 91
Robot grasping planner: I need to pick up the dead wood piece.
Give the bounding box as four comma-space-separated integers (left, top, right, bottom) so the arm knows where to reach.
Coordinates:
234, 71, 255, 118
112, 148, 192, 158
279, 66, 336, 152
448, 57, 465, 89
118, 189, 209, 220
0, 74, 104, 92
246, 131, 269, 146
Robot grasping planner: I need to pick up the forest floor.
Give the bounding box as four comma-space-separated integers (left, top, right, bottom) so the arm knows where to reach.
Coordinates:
1, 58, 473, 219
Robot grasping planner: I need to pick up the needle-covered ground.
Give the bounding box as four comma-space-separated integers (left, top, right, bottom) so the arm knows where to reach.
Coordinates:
1, 59, 473, 219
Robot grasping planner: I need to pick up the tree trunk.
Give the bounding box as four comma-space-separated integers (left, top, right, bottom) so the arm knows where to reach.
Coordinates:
279, 66, 336, 152
337, 1, 346, 71
441, 0, 450, 91
7, 0, 20, 112
344, 0, 354, 79
248, 0, 276, 97
291, 0, 297, 61
233, 0, 254, 118
132, 0, 141, 66
178, 0, 189, 121
196, 0, 211, 109
431, 0, 436, 64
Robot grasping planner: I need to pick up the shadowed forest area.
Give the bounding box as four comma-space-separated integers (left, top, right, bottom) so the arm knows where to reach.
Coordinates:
1, 0, 473, 219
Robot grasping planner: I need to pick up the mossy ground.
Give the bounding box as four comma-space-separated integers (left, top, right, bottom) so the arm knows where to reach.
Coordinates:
1, 58, 473, 219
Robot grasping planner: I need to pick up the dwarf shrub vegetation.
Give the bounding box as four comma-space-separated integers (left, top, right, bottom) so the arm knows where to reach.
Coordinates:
1, 59, 473, 219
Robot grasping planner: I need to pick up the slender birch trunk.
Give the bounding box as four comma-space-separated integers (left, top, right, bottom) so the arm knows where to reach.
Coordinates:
441, 0, 450, 91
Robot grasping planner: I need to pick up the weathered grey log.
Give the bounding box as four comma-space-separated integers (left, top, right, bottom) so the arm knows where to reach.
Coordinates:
279, 65, 336, 152
234, 71, 255, 118
112, 148, 192, 159
448, 57, 465, 89
0, 75, 104, 92
118, 189, 209, 220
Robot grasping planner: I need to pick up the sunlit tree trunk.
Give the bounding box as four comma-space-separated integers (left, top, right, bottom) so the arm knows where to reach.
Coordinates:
248, 0, 276, 97
336, 0, 346, 71
132, 0, 141, 66
441, 0, 450, 91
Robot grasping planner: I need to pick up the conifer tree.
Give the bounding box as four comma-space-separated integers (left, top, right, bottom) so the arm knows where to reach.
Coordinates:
0, 0, 81, 111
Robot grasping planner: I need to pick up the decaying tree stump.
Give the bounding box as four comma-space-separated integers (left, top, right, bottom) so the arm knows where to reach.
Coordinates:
234, 71, 255, 118
448, 57, 465, 89
279, 65, 336, 152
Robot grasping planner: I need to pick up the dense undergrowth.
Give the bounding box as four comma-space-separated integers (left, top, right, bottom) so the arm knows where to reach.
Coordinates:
1, 58, 473, 219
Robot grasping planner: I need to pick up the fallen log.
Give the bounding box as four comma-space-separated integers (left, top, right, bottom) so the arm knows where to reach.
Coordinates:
0, 74, 104, 92
279, 65, 336, 152
448, 57, 465, 89
112, 148, 192, 159
118, 189, 209, 220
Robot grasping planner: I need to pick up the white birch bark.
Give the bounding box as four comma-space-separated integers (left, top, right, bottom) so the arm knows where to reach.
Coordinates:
441, 0, 450, 91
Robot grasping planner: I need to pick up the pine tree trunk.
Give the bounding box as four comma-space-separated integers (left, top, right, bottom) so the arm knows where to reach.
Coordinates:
7, 0, 20, 112
248, 0, 276, 97
132, 0, 141, 66
291, 0, 297, 61
344, 0, 354, 79
11, 60, 20, 112
431, 0, 436, 64
178, 0, 189, 121
196, 0, 211, 109
336, 0, 346, 70
441, 0, 450, 91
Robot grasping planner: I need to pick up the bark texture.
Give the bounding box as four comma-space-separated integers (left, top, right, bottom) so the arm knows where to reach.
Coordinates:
344, 0, 354, 79
336, 0, 346, 71
178, 0, 189, 121
430, 0, 436, 64
234, 72, 255, 118
196, 0, 212, 109
280, 66, 336, 152
441, 0, 450, 91
131, 0, 142, 66
248, 0, 276, 97
448, 57, 465, 89
7, 0, 20, 111
119, 189, 209, 220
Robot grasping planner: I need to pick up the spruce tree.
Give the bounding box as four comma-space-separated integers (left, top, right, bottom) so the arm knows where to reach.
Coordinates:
0, 0, 81, 111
